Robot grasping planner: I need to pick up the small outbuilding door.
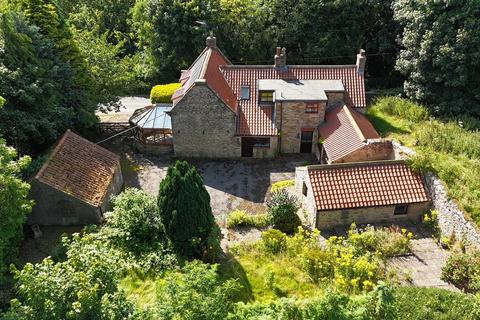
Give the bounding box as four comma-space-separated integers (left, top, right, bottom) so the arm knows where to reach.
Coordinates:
241, 137, 254, 157
300, 131, 313, 153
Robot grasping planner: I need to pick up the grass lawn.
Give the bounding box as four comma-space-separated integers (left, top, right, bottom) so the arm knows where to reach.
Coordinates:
367, 97, 480, 225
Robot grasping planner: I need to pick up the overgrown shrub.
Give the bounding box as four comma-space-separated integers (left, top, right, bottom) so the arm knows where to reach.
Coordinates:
441, 249, 480, 293
346, 224, 412, 257
370, 96, 429, 123
423, 209, 440, 239
267, 190, 300, 234
106, 188, 164, 255
270, 180, 294, 193
227, 210, 270, 229
0, 138, 32, 283
153, 261, 240, 320
261, 229, 287, 254
414, 121, 480, 159
150, 83, 181, 103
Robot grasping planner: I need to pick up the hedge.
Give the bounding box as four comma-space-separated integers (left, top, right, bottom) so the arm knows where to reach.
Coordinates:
150, 83, 181, 104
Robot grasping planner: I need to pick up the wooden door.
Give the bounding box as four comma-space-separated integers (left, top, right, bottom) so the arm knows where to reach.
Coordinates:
241, 137, 254, 157
300, 131, 313, 153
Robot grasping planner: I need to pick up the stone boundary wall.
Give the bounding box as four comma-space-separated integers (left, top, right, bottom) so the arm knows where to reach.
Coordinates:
392, 141, 480, 248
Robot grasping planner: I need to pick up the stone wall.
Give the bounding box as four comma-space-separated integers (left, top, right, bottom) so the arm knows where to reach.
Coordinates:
424, 172, 480, 248
99, 163, 124, 214
316, 202, 430, 229
28, 181, 102, 225
294, 166, 317, 225
333, 140, 394, 164
392, 141, 480, 248
253, 136, 278, 158
170, 82, 241, 158
276, 101, 326, 153
326, 92, 345, 107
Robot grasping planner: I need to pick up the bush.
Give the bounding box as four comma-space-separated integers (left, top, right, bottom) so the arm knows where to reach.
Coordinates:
226, 210, 270, 229
153, 261, 240, 320
106, 188, 164, 255
270, 180, 294, 193
414, 121, 480, 159
267, 190, 301, 234
441, 250, 480, 293
370, 96, 429, 123
261, 229, 287, 254
0, 139, 32, 283
150, 83, 181, 103
346, 224, 412, 257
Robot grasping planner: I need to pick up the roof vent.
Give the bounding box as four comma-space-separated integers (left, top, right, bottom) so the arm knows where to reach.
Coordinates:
274, 47, 287, 71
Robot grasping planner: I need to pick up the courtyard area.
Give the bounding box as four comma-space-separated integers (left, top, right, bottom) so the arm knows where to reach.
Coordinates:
110, 137, 316, 225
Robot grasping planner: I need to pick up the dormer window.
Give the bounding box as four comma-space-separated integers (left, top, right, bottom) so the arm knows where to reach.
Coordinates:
240, 86, 250, 100
259, 91, 274, 103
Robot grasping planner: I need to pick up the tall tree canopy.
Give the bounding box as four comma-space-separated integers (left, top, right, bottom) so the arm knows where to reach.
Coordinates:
157, 160, 214, 258
394, 0, 480, 117
0, 120, 32, 282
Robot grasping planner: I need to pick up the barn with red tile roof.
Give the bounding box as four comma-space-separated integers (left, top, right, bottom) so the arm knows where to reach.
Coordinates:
295, 160, 431, 228
28, 130, 123, 226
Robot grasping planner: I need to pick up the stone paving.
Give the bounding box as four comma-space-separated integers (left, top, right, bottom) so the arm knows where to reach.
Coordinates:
387, 238, 458, 291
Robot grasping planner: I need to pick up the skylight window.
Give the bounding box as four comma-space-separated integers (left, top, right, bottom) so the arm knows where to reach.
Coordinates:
240, 86, 250, 100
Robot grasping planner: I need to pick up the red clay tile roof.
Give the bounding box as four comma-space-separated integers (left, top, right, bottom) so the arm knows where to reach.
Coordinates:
35, 130, 120, 207
173, 47, 237, 111
221, 65, 366, 136
308, 160, 430, 211
319, 105, 380, 162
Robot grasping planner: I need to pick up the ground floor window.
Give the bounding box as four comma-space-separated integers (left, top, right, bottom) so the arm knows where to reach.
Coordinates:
394, 204, 409, 215
253, 137, 270, 148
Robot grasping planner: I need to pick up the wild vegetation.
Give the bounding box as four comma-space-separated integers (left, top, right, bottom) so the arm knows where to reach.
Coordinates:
367, 97, 480, 225
0, 0, 479, 318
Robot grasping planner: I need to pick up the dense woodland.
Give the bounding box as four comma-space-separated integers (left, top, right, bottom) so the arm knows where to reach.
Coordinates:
1, 0, 480, 319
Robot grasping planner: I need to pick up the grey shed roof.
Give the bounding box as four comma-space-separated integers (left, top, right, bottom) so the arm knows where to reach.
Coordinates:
257, 79, 344, 101
129, 104, 172, 129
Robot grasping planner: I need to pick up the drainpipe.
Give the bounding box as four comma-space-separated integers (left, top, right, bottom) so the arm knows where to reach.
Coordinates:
278, 102, 283, 154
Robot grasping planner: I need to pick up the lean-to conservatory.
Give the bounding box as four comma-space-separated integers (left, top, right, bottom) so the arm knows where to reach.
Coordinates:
129, 103, 173, 153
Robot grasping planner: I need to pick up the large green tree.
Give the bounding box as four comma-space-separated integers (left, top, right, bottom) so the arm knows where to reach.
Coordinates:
0, 12, 78, 154
394, 0, 480, 117
0, 104, 32, 281
157, 160, 215, 258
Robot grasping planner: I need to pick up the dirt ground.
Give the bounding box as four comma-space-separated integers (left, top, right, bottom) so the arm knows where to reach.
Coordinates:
108, 136, 316, 226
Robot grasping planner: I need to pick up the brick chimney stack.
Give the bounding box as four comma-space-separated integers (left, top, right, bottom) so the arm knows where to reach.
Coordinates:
356, 49, 366, 75
206, 35, 217, 48
274, 47, 287, 71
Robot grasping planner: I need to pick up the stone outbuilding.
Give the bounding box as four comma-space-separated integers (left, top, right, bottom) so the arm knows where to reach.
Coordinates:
28, 130, 123, 226
295, 160, 431, 229
318, 104, 394, 163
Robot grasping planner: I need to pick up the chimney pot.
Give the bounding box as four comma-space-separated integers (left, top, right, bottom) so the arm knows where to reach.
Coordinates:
274, 47, 287, 71
206, 36, 217, 48
356, 49, 366, 75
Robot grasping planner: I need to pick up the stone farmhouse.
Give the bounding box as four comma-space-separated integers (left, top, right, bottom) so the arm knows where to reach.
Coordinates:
169, 36, 392, 160
29, 130, 123, 226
